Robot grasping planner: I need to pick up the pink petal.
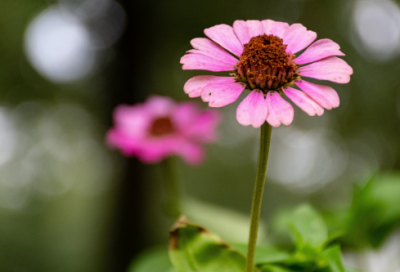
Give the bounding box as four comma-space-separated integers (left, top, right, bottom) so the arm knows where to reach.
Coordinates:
262, 19, 289, 38
233, 20, 251, 45
236, 90, 268, 128
145, 95, 175, 116
295, 39, 345, 65
298, 57, 353, 84
266, 91, 294, 127
184, 75, 236, 98
189, 38, 239, 66
295, 79, 340, 110
204, 24, 244, 57
176, 140, 204, 165
282, 23, 317, 54
201, 82, 245, 107
186, 109, 221, 142
233, 20, 263, 45
171, 102, 220, 142
106, 128, 140, 155
283, 87, 324, 116
113, 105, 150, 137
181, 53, 235, 72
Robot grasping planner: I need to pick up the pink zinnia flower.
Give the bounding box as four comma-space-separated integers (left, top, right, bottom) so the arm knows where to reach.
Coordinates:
106, 95, 220, 164
181, 20, 353, 128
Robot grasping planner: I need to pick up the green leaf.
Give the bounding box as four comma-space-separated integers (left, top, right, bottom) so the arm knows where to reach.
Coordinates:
169, 216, 260, 272
184, 198, 266, 243
259, 264, 292, 272
128, 246, 175, 272
286, 205, 328, 249
230, 243, 291, 264
322, 245, 344, 272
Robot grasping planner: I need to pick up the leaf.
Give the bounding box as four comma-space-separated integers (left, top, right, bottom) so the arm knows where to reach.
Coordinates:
286, 205, 328, 249
184, 198, 266, 243
169, 216, 260, 272
128, 246, 175, 272
230, 243, 291, 264
259, 264, 292, 272
322, 245, 344, 272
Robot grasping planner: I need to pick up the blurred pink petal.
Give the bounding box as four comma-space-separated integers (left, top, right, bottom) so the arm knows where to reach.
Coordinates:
299, 57, 353, 83
201, 82, 245, 107
176, 140, 204, 165
283, 23, 317, 54
236, 90, 268, 128
295, 79, 340, 110
295, 39, 345, 65
106, 96, 220, 164
204, 24, 243, 56
266, 91, 294, 127
184, 75, 235, 98
283, 87, 324, 116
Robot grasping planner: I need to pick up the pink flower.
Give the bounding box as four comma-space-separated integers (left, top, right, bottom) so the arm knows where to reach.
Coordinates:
181, 20, 353, 128
106, 95, 220, 165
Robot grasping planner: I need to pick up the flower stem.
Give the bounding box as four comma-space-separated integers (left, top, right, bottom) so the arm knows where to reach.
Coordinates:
161, 157, 182, 218
246, 123, 272, 272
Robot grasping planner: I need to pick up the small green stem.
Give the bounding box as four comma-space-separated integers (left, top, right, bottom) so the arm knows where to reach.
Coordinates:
245, 123, 272, 272
161, 157, 182, 218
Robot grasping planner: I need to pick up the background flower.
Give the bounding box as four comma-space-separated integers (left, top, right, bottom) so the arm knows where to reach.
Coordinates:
107, 95, 220, 164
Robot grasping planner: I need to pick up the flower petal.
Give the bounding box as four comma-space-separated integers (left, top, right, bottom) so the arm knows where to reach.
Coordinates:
176, 140, 204, 165
180, 53, 235, 72
295, 39, 345, 65
204, 24, 244, 57
233, 20, 251, 45
183, 109, 221, 142
189, 38, 239, 66
298, 56, 353, 84
283, 87, 324, 116
295, 79, 340, 110
266, 91, 294, 127
236, 90, 268, 128
233, 20, 263, 45
201, 82, 245, 107
262, 19, 289, 38
184, 75, 236, 98
283, 23, 317, 54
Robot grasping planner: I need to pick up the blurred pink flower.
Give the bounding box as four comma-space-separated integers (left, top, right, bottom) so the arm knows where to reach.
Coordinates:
107, 95, 220, 164
181, 20, 353, 128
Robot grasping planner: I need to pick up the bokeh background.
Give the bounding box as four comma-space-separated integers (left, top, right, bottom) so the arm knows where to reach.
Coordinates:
1, 0, 400, 271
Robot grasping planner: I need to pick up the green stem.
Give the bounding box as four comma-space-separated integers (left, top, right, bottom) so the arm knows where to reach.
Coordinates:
245, 123, 272, 272
161, 157, 182, 218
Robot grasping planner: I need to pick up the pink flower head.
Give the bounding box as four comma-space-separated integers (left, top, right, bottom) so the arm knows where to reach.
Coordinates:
181, 20, 353, 128
107, 95, 220, 164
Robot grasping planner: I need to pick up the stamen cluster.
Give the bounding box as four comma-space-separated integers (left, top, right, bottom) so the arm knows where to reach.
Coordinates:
149, 117, 175, 137
236, 34, 298, 93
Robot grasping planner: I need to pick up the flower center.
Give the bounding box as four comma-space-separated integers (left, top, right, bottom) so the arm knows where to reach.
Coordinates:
235, 34, 299, 93
149, 117, 175, 137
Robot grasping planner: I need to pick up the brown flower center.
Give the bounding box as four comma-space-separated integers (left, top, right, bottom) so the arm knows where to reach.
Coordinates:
235, 34, 299, 93
149, 117, 175, 137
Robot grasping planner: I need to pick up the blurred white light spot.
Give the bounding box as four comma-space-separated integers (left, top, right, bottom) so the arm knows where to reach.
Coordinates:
352, 0, 400, 61
24, 7, 95, 83
268, 127, 347, 192
344, 231, 400, 272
